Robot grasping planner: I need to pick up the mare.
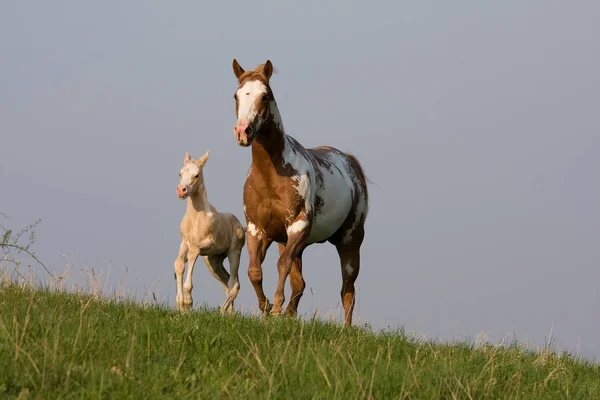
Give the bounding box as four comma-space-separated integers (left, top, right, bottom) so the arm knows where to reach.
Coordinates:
231, 59, 369, 327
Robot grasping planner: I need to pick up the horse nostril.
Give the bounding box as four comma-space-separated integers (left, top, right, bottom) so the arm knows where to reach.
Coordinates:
245, 126, 252, 135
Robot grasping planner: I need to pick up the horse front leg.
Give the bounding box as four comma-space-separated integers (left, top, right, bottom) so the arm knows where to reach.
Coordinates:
174, 242, 188, 311
246, 228, 272, 315
278, 244, 305, 317
271, 217, 308, 315
182, 249, 200, 311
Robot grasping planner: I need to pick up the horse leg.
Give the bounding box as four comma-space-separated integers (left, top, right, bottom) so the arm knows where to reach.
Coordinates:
335, 244, 361, 327
333, 218, 365, 327
222, 248, 242, 314
271, 218, 308, 315
182, 248, 200, 310
278, 243, 305, 317
202, 255, 231, 312
246, 229, 272, 314
174, 242, 188, 311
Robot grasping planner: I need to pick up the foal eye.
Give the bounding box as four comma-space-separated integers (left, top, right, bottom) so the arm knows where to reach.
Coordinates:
194, 174, 199, 178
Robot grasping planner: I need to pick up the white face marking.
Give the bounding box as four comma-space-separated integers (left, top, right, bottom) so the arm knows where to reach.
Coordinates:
236, 80, 267, 124
247, 222, 259, 238
345, 262, 354, 275
287, 219, 308, 235
179, 163, 200, 188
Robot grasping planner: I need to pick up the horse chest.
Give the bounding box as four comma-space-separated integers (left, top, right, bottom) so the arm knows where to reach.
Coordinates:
181, 215, 224, 256
244, 182, 297, 242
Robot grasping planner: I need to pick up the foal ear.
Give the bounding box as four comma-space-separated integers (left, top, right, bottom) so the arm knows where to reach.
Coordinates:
184, 152, 191, 163
197, 150, 210, 167
232, 59, 245, 80
261, 60, 274, 79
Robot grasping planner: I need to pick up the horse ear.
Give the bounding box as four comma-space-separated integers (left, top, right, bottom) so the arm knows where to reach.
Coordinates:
197, 150, 210, 167
184, 152, 191, 163
262, 60, 274, 79
232, 59, 245, 80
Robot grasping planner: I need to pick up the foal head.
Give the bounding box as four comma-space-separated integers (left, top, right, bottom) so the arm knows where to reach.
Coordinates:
176, 151, 210, 199
231, 59, 276, 147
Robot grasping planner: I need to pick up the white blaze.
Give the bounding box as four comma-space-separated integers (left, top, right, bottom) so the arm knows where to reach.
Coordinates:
179, 163, 200, 188
236, 80, 267, 123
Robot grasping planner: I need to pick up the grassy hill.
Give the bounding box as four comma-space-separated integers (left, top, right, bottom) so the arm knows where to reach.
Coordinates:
1, 282, 599, 399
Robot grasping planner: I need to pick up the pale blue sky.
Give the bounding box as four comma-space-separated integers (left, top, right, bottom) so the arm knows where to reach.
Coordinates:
2, 1, 599, 359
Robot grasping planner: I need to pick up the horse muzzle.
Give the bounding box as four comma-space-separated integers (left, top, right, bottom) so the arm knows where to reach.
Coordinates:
234, 120, 254, 147
176, 185, 188, 199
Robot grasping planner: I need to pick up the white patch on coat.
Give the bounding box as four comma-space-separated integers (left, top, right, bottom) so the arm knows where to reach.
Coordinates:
236, 80, 267, 124
270, 101, 284, 131
307, 152, 354, 244
283, 137, 313, 214
345, 262, 354, 275
247, 222, 259, 237
287, 219, 308, 235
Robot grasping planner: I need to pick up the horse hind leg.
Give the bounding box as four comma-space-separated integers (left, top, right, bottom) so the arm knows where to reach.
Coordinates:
336, 244, 361, 327
222, 247, 242, 314
332, 217, 365, 327
202, 255, 231, 312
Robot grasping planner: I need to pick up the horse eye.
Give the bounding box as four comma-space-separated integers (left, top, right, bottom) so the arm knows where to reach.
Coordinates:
194, 174, 199, 178
262, 95, 269, 102
234, 94, 238, 100
179, 173, 181, 177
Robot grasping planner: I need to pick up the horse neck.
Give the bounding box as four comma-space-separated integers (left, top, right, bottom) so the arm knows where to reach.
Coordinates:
250, 103, 287, 172
186, 178, 211, 216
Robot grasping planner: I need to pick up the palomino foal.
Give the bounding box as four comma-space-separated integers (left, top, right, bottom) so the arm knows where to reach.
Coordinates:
231, 59, 369, 327
174, 151, 245, 313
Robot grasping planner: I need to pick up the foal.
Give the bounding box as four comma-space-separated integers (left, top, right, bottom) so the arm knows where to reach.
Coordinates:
231, 59, 369, 327
174, 151, 245, 313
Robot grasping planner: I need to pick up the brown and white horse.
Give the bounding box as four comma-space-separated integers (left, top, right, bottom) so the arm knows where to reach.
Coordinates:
231, 59, 369, 327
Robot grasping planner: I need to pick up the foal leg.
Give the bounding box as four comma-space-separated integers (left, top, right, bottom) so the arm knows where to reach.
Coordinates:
174, 242, 188, 311
222, 248, 242, 314
271, 219, 308, 315
278, 243, 305, 317
335, 245, 361, 327
183, 248, 200, 310
246, 229, 272, 314
202, 255, 231, 311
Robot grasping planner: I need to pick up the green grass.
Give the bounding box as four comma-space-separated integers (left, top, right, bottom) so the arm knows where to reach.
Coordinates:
1, 283, 599, 399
